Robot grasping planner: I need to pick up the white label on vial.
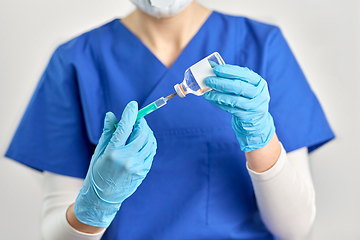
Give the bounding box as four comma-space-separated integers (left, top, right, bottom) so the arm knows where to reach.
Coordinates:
190, 58, 215, 89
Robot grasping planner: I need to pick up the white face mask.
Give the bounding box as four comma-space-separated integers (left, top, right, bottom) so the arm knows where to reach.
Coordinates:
130, 0, 193, 18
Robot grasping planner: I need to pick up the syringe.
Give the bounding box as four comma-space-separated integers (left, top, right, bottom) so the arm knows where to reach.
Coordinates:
136, 93, 177, 121
115, 93, 177, 129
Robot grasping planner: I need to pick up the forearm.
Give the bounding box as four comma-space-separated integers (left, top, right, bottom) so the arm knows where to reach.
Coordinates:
246, 133, 281, 173
247, 143, 315, 240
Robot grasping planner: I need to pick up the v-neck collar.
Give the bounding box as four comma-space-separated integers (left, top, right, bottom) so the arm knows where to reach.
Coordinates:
114, 11, 216, 71
104, 11, 221, 110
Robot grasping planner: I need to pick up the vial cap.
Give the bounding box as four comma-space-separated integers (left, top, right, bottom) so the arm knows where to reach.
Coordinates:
174, 84, 186, 98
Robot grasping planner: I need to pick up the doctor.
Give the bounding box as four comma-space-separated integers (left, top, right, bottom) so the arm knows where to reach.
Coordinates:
6, 0, 334, 239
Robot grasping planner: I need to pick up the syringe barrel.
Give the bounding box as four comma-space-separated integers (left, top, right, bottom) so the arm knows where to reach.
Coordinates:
136, 97, 167, 121
154, 97, 167, 108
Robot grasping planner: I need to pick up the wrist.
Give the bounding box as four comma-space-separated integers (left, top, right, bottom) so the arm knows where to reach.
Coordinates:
74, 184, 121, 228
232, 113, 275, 152
66, 203, 105, 234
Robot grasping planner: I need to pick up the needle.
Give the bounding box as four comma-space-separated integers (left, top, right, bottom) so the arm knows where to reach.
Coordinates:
165, 92, 177, 101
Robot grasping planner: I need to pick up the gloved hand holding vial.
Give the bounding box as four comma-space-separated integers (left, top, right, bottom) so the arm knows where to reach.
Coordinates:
137, 51, 274, 153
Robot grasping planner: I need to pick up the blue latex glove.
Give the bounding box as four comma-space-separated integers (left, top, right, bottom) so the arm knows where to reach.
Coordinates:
204, 64, 275, 152
74, 101, 157, 228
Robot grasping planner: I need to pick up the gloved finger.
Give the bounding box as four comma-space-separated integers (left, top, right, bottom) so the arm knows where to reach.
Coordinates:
206, 97, 267, 122
110, 101, 138, 147
204, 90, 268, 112
143, 141, 157, 167
120, 132, 156, 177
131, 140, 156, 168
93, 112, 118, 158
125, 118, 152, 155
213, 64, 262, 86
204, 93, 241, 116
128, 118, 149, 144
137, 131, 156, 159
131, 139, 157, 172
208, 60, 219, 68
216, 103, 267, 120
205, 76, 265, 98
129, 121, 156, 162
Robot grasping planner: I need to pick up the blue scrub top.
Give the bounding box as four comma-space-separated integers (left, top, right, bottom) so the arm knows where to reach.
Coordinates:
6, 11, 334, 240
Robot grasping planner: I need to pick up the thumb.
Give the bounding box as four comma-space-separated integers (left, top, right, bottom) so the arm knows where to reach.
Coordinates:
110, 101, 138, 147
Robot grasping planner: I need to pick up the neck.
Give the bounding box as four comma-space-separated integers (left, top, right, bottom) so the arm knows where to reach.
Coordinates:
121, 2, 211, 67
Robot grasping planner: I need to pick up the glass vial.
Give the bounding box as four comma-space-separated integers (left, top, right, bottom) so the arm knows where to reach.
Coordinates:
174, 52, 225, 98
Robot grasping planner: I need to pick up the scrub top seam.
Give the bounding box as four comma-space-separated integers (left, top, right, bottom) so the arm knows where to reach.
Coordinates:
153, 126, 235, 138
205, 142, 211, 225
236, 15, 242, 66
94, 26, 111, 111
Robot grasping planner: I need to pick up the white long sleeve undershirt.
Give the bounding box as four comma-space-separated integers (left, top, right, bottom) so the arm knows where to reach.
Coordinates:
41, 143, 314, 240
247, 144, 315, 240
41, 170, 104, 240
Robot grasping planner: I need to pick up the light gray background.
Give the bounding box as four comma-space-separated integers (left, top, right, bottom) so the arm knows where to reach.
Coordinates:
1, 0, 359, 239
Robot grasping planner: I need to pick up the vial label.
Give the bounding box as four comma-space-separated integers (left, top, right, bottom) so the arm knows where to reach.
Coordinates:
189, 58, 216, 89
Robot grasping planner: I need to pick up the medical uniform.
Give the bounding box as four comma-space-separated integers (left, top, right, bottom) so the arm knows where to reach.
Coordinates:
6, 11, 334, 239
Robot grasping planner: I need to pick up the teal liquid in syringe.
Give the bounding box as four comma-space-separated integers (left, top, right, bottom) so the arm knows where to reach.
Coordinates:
136, 93, 177, 120
115, 93, 177, 128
